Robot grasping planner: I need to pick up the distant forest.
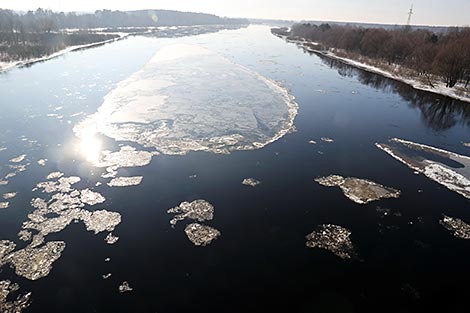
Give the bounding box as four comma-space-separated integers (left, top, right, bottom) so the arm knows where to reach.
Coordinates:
281, 23, 470, 88
0, 9, 248, 32
0, 9, 248, 64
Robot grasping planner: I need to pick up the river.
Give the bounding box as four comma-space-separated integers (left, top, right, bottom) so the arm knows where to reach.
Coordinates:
0, 25, 469, 313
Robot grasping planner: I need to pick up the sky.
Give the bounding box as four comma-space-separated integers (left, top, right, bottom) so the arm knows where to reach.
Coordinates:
1, 0, 469, 26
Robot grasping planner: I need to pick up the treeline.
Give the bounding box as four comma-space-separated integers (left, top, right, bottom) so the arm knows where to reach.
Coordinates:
0, 32, 119, 62
285, 23, 470, 88
0, 8, 248, 32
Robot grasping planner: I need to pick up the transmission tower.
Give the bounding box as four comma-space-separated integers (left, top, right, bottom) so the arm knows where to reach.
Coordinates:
406, 4, 414, 26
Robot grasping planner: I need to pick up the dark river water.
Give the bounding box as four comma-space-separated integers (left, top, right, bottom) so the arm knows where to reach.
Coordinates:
0, 25, 469, 313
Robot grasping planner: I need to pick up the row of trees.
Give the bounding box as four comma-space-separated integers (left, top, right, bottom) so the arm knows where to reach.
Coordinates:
0, 8, 248, 33
0, 8, 248, 63
287, 23, 470, 88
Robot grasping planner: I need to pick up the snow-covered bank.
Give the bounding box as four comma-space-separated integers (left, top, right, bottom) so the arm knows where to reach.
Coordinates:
0, 34, 129, 73
278, 35, 470, 104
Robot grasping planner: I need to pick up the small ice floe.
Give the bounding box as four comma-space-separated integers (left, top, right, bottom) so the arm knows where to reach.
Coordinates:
18, 230, 32, 242
9, 154, 26, 163
315, 175, 400, 204
439, 215, 470, 239
105, 233, 119, 244
376, 138, 470, 199
118, 281, 133, 293
463, 142, 470, 148
82, 210, 121, 234
0, 280, 31, 313
80, 189, 106, 206
107, 176, 143, 187
3, 241, 66, 281
305, 224, 358, 260
184, 223, 221, 246
46, 172, 64, 180
35, 176, 80, 193
102, 273, 112, 279
0, 179, 9, 185
167, 200, 214, 226
189, 174, 197, 179
0, 147, 6, 152
104, 258, 111, 262
3, 192, 17, 200
0, 202, 9, 209
321, 137, 334, 143
308, 140, 317, 144
242, 178, 261, 187
37, 159, 47, 166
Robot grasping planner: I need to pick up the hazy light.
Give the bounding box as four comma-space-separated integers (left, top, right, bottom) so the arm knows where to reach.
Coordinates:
78, 131, 102, 164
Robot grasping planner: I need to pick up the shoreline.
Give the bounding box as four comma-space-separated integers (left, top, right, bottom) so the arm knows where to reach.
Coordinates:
277, 34, 470, 104
0, 34, 129, 74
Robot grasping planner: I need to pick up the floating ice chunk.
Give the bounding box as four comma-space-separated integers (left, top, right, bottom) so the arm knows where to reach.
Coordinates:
308, 140, 317, 144
440, 215, 470, 239
0, 240, 16, 262
463, 142, 470, 148
0, 202, 9, 209
3, 192, 17, 200
118, 281, 133, 293
107, 176, 143, 187
305, 224, 357, 259
46, 172, 64, 180
315, 175, 400, 204
321, 137, 334, 143
105, 233, 119, 244
102, 273, 112, 279
9, 154, 26, 163
80, 189, 105, 206
184, 223, 220, 246
18, 230, 32, 242
99, 146, 153, 168
5, 241, 65, 280
0, 180, 8, 186
36, 176, 80, 193
167, 200, 214, 226
242, 178, 261, 187
376, 138, 470, 199
0, 280, 31, 313
82, 210, 121, 234
74, 44, 298, 156
37, 159, 47, 166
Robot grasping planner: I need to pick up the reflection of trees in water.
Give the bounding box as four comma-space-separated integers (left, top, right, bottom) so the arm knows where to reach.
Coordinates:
314, 52, 470, 131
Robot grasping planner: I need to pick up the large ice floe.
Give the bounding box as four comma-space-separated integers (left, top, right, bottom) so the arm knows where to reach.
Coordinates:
74, 44, 298, 155
315, 175, 400, 204
305, 224, 358, 260
376, 138, 470, 199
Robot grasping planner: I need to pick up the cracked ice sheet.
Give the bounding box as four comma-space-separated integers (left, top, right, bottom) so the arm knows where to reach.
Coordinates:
376, 138, 470, 199
74, 44, 298, 156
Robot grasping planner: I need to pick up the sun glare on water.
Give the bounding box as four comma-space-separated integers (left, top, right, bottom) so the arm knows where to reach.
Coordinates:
79, 132, 102, 164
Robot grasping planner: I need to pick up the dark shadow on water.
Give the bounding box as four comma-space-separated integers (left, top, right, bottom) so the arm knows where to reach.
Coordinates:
314, 53, 470, 132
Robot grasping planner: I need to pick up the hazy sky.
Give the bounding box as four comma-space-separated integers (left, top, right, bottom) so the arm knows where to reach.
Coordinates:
1, 0, 469, 26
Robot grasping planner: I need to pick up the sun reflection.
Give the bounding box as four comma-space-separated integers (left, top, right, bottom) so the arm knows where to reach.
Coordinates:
79, 132, 102, 164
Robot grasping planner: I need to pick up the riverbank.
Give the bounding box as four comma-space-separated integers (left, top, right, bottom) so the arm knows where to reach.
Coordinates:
275, 34, 470, 104
0, 33, 129, 73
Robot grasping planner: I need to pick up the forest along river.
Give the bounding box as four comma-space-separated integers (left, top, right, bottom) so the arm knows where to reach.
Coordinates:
0, 25, 469, 313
